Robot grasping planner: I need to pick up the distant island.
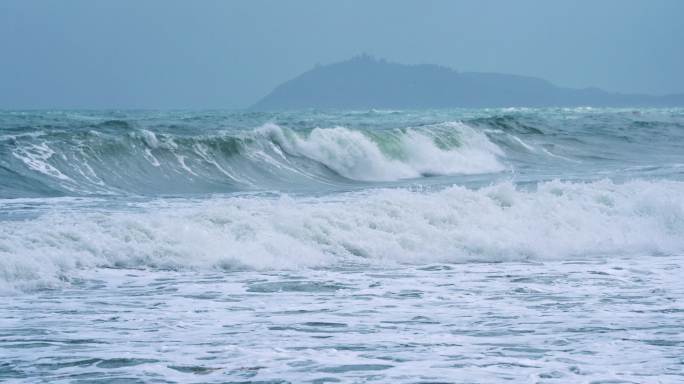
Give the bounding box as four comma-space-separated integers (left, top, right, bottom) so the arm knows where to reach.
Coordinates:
252, 54, 684, 110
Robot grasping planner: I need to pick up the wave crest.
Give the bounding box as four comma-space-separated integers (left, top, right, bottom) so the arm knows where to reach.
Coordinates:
257, 122, 504, 181
2, 122, 506, 196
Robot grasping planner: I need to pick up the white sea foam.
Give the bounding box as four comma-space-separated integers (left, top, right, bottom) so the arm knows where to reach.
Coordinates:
11, 143, 73, 181
1, 179, 683, 292
257, 122, 505, 181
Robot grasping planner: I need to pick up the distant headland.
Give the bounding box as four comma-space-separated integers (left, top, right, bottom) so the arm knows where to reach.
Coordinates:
252, 54, 684, 110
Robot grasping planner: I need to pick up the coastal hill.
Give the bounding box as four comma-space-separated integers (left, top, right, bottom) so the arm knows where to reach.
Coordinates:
252, 55, 684, 110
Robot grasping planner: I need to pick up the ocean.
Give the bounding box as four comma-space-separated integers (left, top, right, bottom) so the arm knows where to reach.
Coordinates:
1, 108, 683, 383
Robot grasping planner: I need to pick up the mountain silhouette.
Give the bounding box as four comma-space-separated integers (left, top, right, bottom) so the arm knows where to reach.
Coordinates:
252, 54, 684, 110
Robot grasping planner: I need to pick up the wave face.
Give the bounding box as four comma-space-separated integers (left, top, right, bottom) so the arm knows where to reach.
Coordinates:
3, 108, 683, 197
258, 122, 504, 181
1, 116, 505, 197
2, 108, 684, 291
2, 179, 683, 291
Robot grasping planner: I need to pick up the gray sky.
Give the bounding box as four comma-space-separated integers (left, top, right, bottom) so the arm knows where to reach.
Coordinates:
1, 0, 683, 109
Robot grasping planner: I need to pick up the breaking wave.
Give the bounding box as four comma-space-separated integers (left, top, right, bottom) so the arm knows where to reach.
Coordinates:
257, 122, 504, 181
2, 179, 683, 291
1, 122, 505, 196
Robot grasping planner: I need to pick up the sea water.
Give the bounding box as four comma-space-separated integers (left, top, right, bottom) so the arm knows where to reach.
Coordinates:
1, 108, 683, 383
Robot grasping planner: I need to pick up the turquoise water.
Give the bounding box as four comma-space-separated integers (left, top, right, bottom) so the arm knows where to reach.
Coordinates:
1, 108, 684, 382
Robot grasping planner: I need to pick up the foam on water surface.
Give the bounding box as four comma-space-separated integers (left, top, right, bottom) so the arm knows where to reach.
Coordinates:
1, 179, 683, 292
2, 108, 684, 382
2, 256, 683, 383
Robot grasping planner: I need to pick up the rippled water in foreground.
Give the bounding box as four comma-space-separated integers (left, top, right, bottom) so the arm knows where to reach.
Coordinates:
3, 256, 684, 383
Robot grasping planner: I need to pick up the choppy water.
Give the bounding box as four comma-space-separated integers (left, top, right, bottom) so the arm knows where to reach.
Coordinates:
1, 108, 684, 383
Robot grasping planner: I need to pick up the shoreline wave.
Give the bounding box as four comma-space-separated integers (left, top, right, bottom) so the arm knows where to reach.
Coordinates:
2, 178, 683, 292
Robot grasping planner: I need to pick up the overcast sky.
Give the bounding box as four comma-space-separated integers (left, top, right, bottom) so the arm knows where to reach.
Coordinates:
1, 0, 683, 109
